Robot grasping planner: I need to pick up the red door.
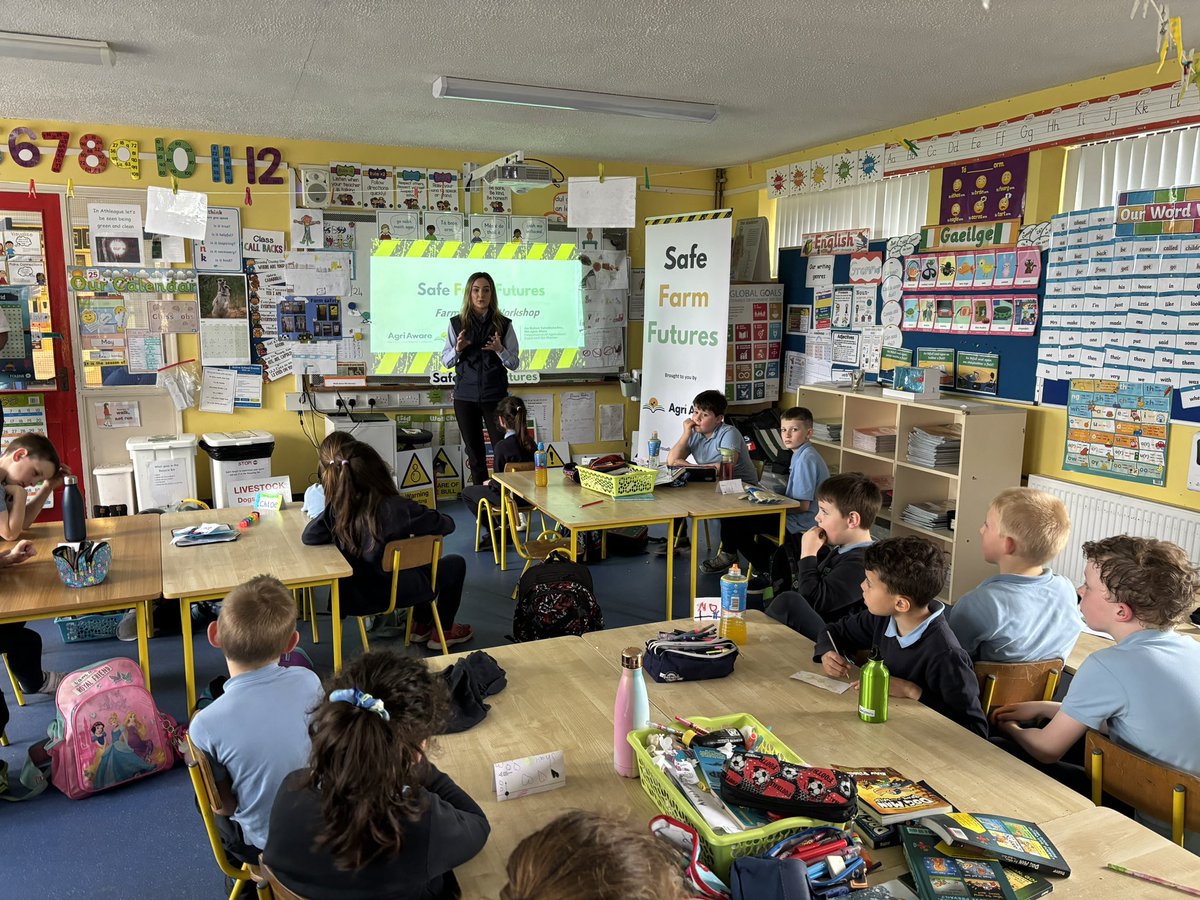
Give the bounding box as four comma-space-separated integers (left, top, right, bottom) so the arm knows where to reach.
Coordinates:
0, 190, 82, 522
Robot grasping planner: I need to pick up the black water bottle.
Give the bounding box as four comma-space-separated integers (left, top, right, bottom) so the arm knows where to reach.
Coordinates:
62, 475, 87, 543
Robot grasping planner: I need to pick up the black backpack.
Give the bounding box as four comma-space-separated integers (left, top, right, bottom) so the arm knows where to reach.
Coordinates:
512, 549, 604, 642
769, 535, 801, 597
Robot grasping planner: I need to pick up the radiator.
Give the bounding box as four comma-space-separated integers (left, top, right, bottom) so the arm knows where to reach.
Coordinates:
1028, 475, 1200, 587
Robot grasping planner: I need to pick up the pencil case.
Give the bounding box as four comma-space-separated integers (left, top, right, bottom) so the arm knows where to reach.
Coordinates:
644, 627, 738, 683
52, 540, 112, 588
720, 752, 856, 822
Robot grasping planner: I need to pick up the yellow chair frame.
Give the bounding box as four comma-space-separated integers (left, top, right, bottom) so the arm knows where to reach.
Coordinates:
973, 658, 1063, 716
1086, 730, 1200, 846
357, 535, 449, 656
472, 462, 549, 563
184, 735, 267, 899
3, 653, 25, 708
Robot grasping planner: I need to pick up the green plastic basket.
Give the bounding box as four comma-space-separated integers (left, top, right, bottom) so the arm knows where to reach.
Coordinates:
628, 713, 818, 879
578, 463, 657, 497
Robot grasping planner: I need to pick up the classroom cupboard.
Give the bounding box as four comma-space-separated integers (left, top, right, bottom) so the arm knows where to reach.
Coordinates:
794, 384, 1027, 602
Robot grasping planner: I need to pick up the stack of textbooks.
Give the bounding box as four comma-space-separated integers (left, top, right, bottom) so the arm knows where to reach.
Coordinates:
852, 426, 898, 455
813, 419, 842, 442
835, 766, 952, 849
901, 500, 956, 532
899, 812, 1069, 899
907, 424, 962, 469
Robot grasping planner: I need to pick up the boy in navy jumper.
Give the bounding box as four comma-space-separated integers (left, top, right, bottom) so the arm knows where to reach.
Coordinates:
766, 472, 880, 639
815, 536, 988, 737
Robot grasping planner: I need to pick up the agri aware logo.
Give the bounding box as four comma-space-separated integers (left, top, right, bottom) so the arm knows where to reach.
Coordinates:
642, 397, 665, 414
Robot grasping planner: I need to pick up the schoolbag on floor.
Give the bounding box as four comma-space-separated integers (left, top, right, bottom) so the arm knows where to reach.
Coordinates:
47, 657, 180, 799
512, 549, 604, 642
769, 536, 801, 597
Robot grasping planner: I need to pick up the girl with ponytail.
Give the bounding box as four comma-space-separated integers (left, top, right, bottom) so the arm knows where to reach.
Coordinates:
264, 651, 489, 898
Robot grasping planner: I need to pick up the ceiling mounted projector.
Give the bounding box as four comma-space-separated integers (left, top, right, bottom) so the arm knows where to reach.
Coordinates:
467, 151, 554, 193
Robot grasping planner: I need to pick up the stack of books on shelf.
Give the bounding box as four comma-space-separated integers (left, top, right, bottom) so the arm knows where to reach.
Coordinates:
901, 500, 956, 532
852, 425, 898, 454
812, 419, 842, 442
906, 424, 962, 469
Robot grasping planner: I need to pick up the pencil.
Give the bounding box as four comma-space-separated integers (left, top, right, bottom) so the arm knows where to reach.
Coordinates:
579, 499, 604, 508
1105, 863, 1200, 897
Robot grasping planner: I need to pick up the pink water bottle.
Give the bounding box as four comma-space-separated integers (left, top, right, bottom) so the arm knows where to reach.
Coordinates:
614, 647, 649, 777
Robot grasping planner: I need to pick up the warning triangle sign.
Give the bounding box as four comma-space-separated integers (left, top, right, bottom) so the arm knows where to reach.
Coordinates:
433, 447, 458, 478
402, 454, 432, 488
546, 445, 566, 467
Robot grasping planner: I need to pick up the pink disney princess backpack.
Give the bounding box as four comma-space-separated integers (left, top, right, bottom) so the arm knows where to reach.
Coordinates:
46, 658, 181, 799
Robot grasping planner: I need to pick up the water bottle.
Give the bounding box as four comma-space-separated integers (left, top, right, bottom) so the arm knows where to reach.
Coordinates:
614, 647, 650, 777
534, 442, 548, 486
858, 648, 890, 724
62, 475, 87, 543
719, 564, 748, 646
718, 447, 736, 485
647, 431, 661, 467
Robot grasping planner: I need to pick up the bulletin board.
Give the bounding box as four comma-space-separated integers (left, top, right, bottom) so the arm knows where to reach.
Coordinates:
779, 240, 1044, 405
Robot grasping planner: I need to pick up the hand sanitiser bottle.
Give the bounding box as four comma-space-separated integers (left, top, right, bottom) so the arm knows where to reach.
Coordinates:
858, 648, 889, 724
534, 442, 548, 486
647, 431, 661, 466
614, 647, 650, 777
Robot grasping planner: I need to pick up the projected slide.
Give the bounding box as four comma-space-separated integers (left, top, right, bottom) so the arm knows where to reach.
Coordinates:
370, 241, 582, 354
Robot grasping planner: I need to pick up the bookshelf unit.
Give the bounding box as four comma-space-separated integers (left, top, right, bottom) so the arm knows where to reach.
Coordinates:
794, 384, 1027, 601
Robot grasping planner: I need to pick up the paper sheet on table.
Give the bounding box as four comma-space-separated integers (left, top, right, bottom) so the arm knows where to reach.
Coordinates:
199, 366, 237, 413
790, 670, 851, 694
599, 403, 624, 442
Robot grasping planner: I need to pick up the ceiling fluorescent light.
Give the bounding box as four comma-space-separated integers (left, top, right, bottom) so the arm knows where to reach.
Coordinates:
433, 76, 717, 124
0, 32, 115, 66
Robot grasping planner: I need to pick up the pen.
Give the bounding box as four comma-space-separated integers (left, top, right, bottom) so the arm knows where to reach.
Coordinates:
579, 499, 604, 508
648, 722, 685, 737
826, 632, 854, 672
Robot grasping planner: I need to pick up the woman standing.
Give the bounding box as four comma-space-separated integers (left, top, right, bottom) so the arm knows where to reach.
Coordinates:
442, 272, 520, 485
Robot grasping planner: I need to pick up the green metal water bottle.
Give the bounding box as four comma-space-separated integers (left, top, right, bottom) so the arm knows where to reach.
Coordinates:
857, 648, 889, 724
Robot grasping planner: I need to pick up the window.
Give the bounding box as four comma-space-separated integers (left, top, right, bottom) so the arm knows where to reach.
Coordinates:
1063, 128, 1200, 209
774, 171, 930, 253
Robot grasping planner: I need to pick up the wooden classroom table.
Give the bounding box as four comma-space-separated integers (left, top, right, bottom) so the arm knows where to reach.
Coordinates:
1067, 621, 1200, 674
424, 636, 660, 898
583, 612, 1094, 826
0, 515, 161, 688
430, 614, 1191, 898
491, 469, 682, 618
159, 507, 351, 712
492, 471, 799, 617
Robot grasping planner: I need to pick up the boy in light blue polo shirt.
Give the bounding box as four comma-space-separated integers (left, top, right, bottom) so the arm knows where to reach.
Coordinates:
947, 488, 1081, 663
665, 389, 758, 567
189, 575, 324, 866
994, 536, 1200, 851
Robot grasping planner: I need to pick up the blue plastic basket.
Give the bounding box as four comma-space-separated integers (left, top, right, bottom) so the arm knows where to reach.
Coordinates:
54, 611, 125, 642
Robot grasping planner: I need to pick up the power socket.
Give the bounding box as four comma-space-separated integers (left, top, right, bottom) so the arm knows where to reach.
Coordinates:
364, 393, 398, 409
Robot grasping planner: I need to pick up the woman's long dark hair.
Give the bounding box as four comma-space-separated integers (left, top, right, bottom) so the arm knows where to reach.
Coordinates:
320, 439, 398, 558
306, 652, 449, 871
496, 396, 535, 455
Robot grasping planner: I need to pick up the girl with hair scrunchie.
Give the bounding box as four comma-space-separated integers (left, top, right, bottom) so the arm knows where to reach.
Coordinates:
264, 651, 489, 899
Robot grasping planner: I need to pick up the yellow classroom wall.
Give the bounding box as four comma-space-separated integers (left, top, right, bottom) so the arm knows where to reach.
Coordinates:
1, 117, 718, 496
726, 62, 1200, 509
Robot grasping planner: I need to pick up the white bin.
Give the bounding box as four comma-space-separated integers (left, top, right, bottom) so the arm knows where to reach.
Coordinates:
200, 430, 276, 509
92, 464, 135, 514
126, 434, 198, 511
